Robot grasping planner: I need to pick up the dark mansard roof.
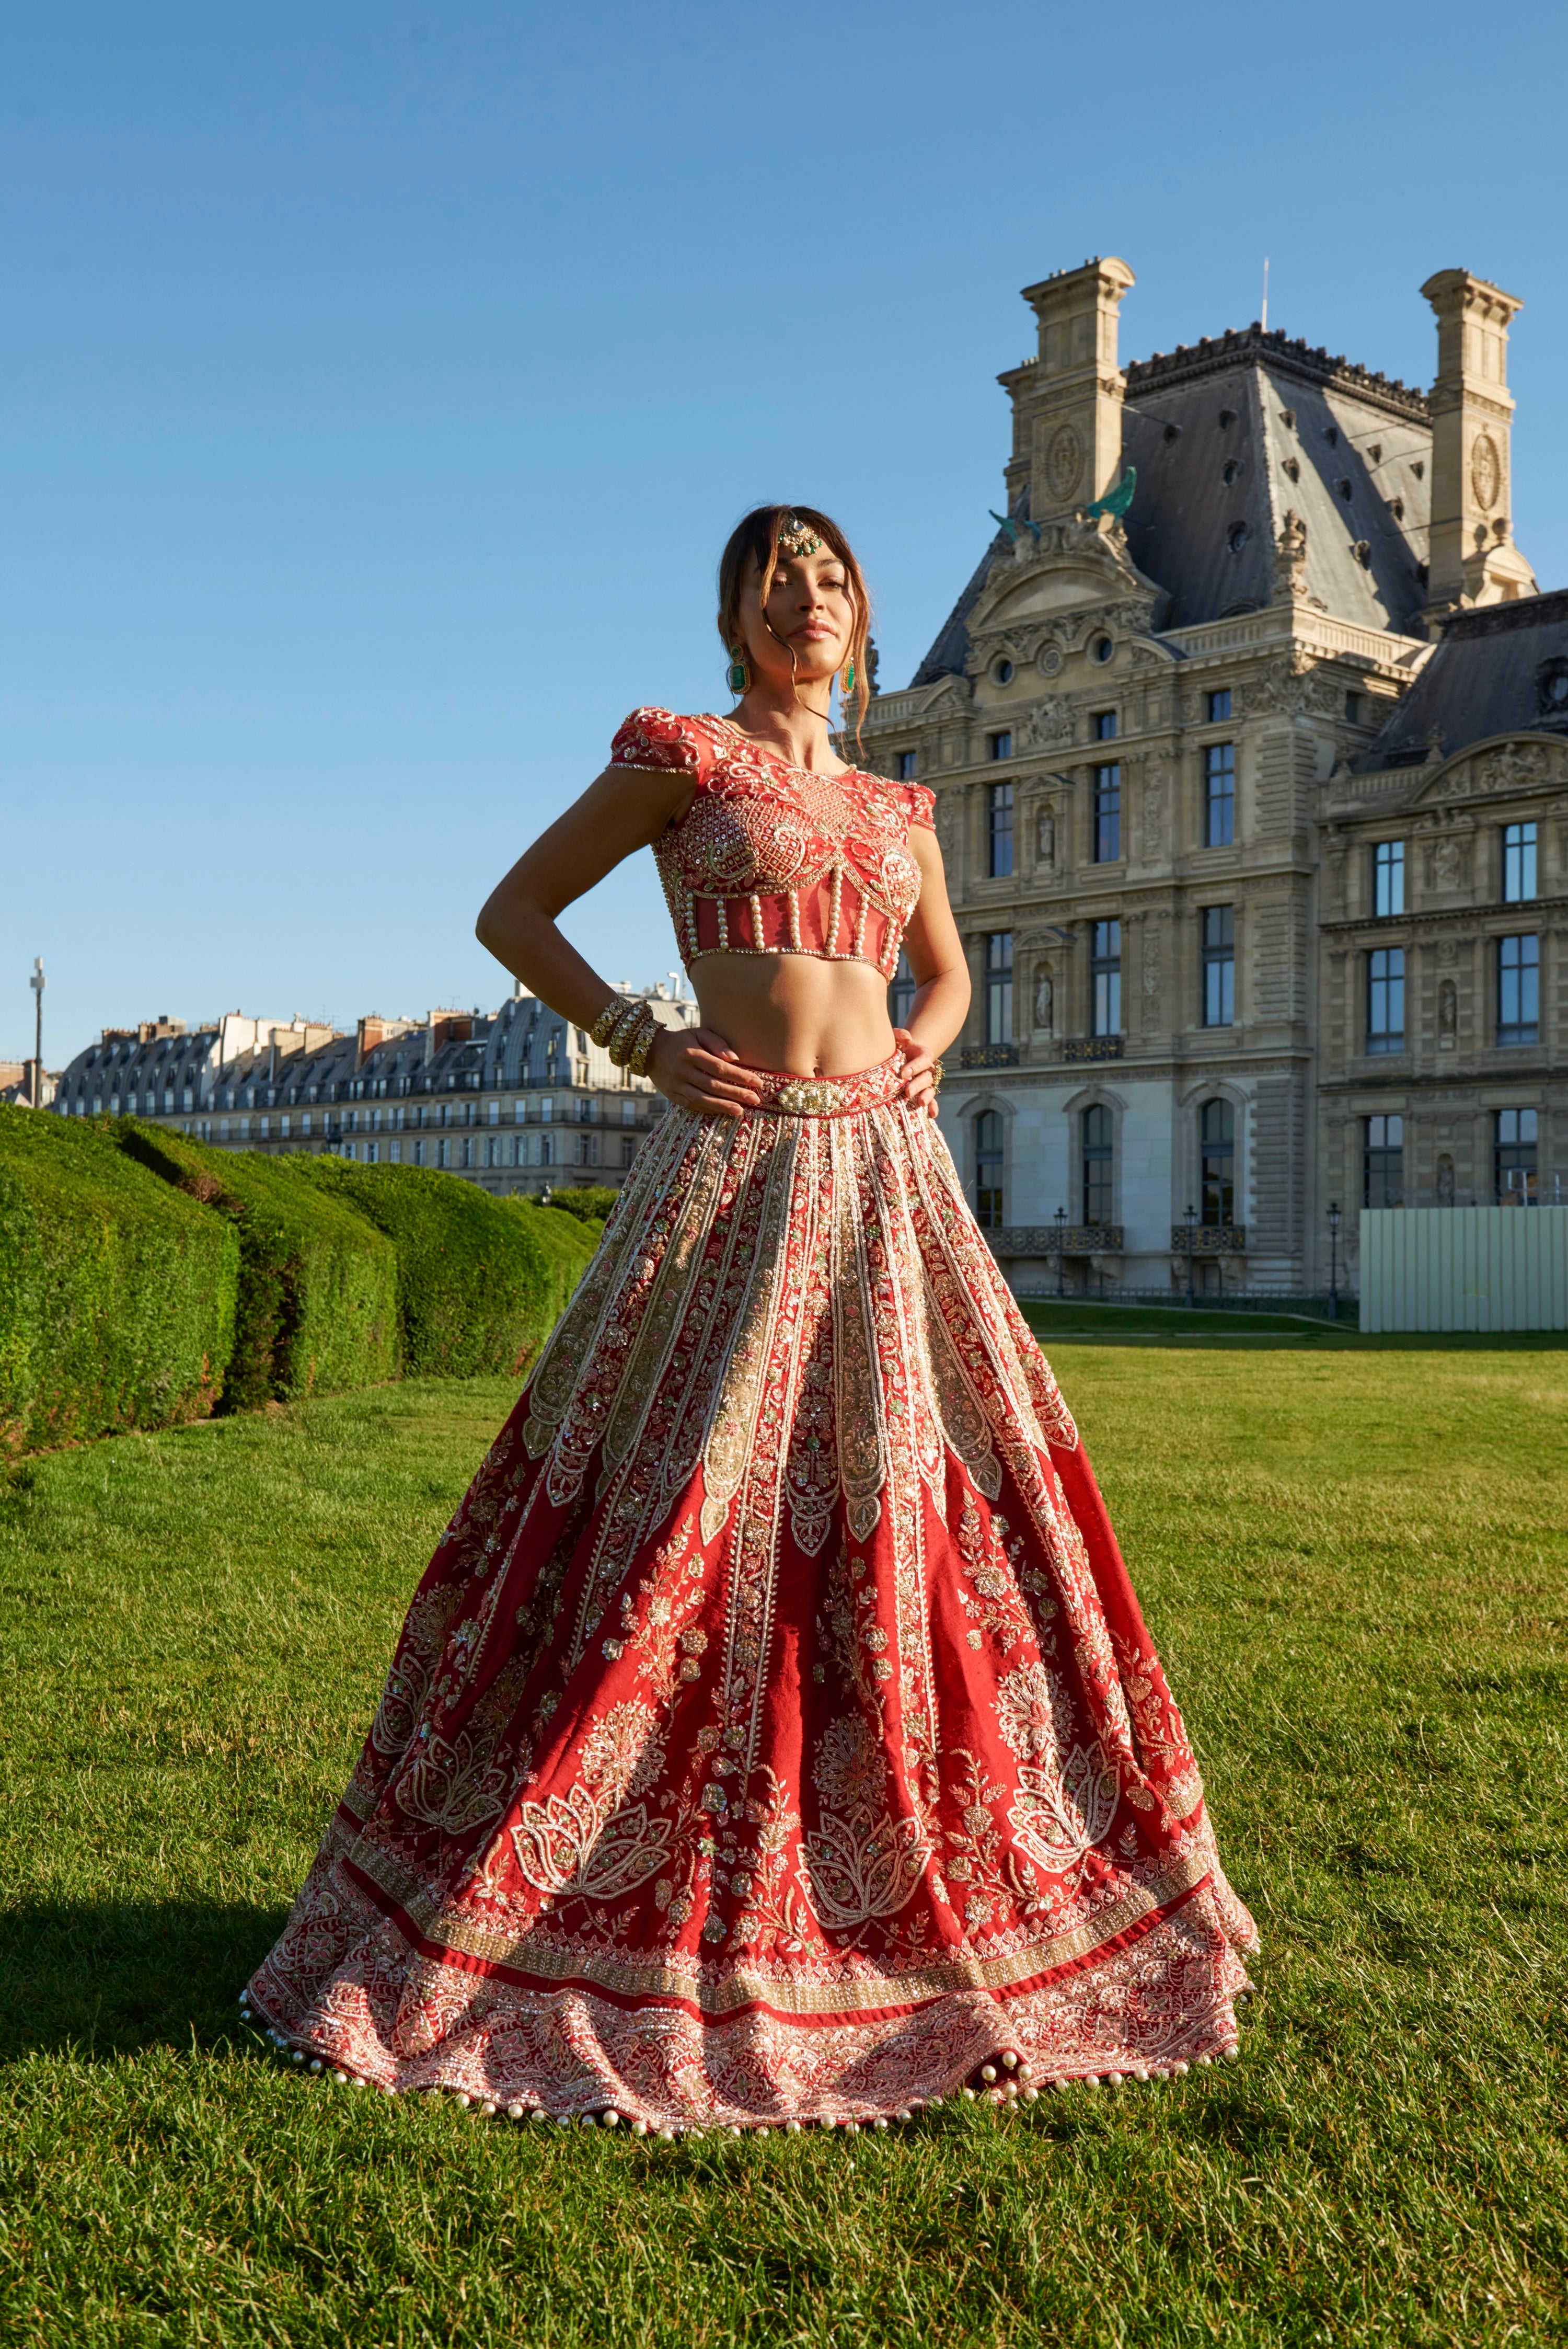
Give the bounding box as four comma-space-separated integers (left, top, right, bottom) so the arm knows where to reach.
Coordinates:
909, 324, 1434, 683
1354, 588, 1568, 771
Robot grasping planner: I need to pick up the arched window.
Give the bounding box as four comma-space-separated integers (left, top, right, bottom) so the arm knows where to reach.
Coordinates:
1200, 1099, 1235, 1227
1081, 1105, 1113, 1224
975, 1110, 1004, 1229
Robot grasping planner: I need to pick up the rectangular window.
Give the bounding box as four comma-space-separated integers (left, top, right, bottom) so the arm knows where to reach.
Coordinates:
1497, 934, 1539, 1046
540, 1096, 553, 1121
987, 781, 1014, 877
1093, 764, 1121, 862
513, 1097, 526, 1122
1503, 821, 1538, 903
1495, 1107, 1538, 1205
984, 932, 1013, 1045
389, 1139, 401, 1163
1364, 1114, 1404, 1208
1373, 839, 1406, 918
1091, 920, 1122, 1037
896, 750, 917, 781
1202, 906, 1235, 1027
539, 1133, 554, 1166
621, 1136, 636, 1168
1206, 689, 1232, 723
461, 1137, 474, 1167
621, 1097, 636, 1125
1200, 1099, 1235, 1225
1345, 690, 1363, 725
987, 731, 1012, 761
438, 1138, 449, 1167
1204, 742, 1235, 847
974, 1110, 1004, 1230
1093, 711, 1118, 741
889, 948, 917, 1030
1081, 1105, 1114, 1225
575, 1131, 597, 1166
486, 1136, 500, 1166
488, 1099, 500, 1125
1366, 947, 1405, 1052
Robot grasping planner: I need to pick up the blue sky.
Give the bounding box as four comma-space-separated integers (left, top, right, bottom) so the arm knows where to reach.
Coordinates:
8, 0, 1567, 1065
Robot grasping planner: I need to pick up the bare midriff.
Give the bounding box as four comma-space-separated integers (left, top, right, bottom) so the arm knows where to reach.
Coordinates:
690, 953, 899, 1079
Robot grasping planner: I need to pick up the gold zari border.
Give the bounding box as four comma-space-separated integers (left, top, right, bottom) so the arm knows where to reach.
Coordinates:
342, 1833, 1213, 2020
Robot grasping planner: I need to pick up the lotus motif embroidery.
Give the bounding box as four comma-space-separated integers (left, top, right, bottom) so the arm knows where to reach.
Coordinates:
510, 1783, 674, 1901
1008, 1741, 1120, 1874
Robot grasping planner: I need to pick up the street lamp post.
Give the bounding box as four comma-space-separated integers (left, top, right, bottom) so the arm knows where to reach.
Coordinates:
29, 959, 45, 1108
1327, 1200, 1342, 1320
1054, 1204, 1067, 1300
1184, 1202, 1197, 1309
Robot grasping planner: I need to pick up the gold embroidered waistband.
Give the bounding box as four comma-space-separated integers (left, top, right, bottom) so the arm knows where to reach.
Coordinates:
743, 1055, 906, 1119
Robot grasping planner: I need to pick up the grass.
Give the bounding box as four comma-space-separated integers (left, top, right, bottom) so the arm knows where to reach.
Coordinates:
1, 1355, 1565, 2347
1018, 1298, 1568, 1350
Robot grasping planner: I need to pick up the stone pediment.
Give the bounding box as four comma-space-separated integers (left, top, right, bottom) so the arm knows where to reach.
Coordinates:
965, 518, 1163, 646
1404, 730, 1568, 806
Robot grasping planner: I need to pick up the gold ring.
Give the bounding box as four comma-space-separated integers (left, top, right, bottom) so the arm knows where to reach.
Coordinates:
930, 1059, 944, 1091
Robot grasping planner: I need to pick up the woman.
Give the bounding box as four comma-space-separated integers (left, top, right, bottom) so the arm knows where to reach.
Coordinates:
246, 506, 1256, 2132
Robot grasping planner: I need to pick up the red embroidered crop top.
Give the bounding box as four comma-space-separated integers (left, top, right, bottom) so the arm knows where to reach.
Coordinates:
609, 708, 936, 980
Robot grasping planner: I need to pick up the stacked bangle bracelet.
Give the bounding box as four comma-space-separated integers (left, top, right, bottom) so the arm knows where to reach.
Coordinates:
591, 995, 662, 1075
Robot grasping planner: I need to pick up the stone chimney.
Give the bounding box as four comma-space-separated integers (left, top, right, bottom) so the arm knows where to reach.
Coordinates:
1000, 257, 1135, 522
1421, 268, 1536, 617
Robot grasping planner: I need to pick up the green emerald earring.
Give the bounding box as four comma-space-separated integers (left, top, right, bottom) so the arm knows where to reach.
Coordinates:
726, 647, 750, 695
843, 659, 856, 694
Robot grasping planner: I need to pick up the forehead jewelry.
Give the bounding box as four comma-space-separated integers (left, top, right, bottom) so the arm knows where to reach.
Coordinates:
776, 514, 823, 559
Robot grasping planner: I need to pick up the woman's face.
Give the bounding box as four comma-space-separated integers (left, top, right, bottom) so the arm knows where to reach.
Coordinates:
734, 543, 855, 688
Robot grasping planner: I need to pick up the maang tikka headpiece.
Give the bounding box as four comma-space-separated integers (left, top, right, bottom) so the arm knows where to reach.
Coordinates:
776, 513, 823, 559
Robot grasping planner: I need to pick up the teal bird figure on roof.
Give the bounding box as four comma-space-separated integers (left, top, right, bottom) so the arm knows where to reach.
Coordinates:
1083, 466, 1137, 521
988, 509, 1043, 546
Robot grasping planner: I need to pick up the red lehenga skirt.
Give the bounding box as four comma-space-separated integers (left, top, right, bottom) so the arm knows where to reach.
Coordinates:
247, 1053, 1256, 2127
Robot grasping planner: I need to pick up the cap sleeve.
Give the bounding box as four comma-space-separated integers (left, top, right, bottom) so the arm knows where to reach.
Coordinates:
906, 783, 937, 832
609, 707, 716, 779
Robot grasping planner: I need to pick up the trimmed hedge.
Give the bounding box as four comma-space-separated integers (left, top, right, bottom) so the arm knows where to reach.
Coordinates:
109, 1122, 399, 1409
287, 1158, 597, 1379
533, 1185, 620, 1226
0, 1106, 238, 1453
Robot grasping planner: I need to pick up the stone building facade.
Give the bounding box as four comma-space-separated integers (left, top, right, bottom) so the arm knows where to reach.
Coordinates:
857, 256, 1560, 1296
51, 985, 698, 1199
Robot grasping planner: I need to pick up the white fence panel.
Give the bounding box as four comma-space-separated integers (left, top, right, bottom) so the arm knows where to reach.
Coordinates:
1360, 1207, 1568, 1332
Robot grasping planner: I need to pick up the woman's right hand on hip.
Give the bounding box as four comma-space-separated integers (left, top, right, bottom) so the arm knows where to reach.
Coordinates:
648, 1026, 768, 1116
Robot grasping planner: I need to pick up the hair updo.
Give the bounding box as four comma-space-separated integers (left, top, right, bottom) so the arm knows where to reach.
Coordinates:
716, 503, 873, 743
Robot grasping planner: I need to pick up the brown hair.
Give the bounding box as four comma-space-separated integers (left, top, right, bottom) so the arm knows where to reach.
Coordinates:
716, 503, 873, 748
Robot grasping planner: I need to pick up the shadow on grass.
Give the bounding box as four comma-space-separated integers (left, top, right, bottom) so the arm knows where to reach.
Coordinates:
0, 1898, 287, 2061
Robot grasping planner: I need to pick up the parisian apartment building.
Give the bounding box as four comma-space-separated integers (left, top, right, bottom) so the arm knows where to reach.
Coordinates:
50, 984, 699, 1199
858, 256, 1564, 1296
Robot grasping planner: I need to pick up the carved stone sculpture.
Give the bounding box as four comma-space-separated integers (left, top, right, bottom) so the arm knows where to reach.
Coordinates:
1274, 508, 1309, 601
1032, 971, 1054, 1035
1438, 977, 1457, 1045
1035, 805, 1055, 865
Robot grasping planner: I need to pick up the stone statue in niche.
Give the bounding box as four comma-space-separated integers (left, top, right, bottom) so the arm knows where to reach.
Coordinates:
1438, 978, 1457, 1046
1436, 1154, 1456, 1205
1430, 835, 1463, 891
1035, 805, 1055, 865
1032, 971, 1054, 1035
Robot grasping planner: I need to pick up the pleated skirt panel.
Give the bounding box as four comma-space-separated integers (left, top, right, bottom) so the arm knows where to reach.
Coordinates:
248, 1071, 1256, 2126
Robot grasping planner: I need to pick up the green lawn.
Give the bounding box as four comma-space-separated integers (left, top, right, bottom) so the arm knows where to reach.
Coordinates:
1, 1355, 1564, 2347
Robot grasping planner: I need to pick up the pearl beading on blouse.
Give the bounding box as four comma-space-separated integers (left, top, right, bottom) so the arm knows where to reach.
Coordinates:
608, 708, 935, 982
